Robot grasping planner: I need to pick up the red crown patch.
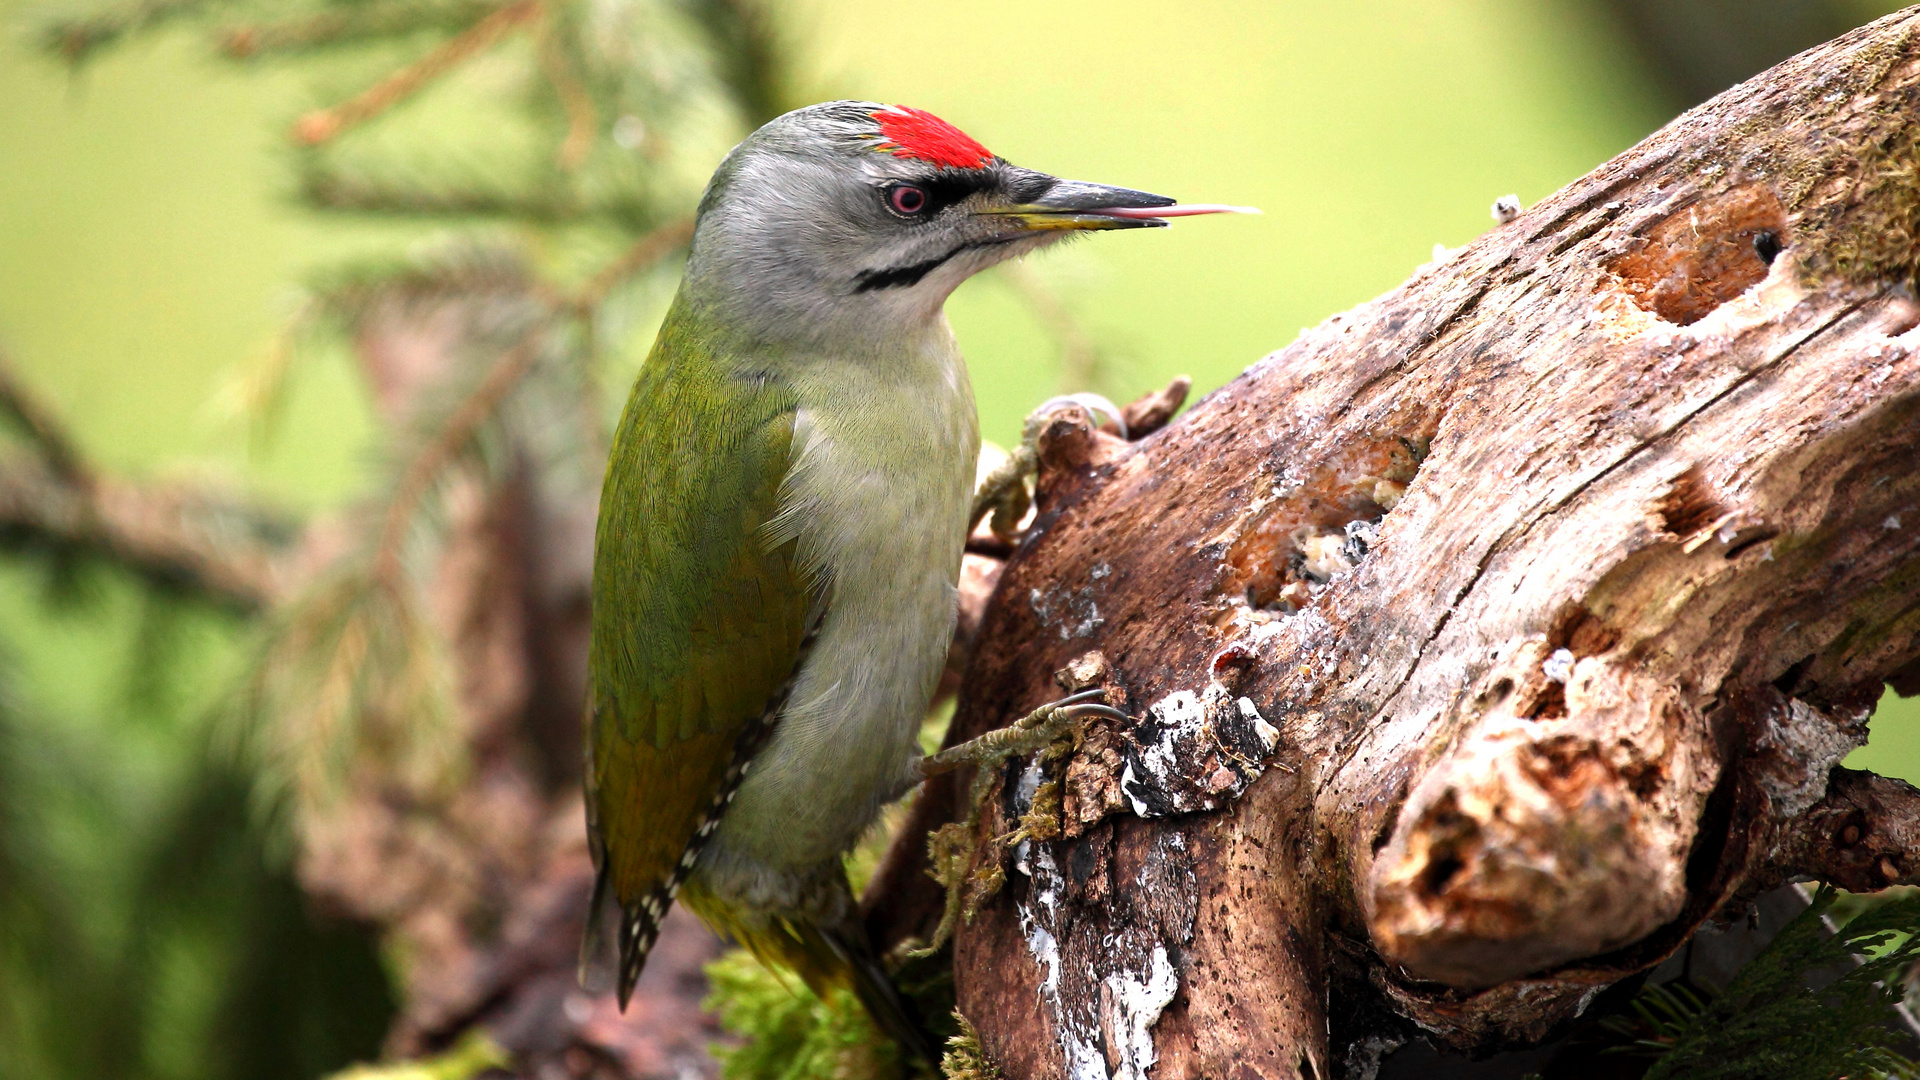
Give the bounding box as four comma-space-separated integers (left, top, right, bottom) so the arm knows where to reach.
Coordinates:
870, 106, 994, 170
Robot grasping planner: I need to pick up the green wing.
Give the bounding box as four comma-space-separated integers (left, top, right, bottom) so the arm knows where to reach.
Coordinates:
585, 301, 811, 1001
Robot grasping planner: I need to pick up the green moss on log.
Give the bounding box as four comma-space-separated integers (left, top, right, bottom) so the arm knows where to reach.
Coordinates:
1827, 123, 1920, 290
939, 1012, 1002, 1080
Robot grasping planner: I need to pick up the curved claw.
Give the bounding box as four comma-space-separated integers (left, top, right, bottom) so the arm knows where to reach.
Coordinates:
1063, 703, 1131, 724
1034, 392, 1129, 440
1054, 687, 1113, 708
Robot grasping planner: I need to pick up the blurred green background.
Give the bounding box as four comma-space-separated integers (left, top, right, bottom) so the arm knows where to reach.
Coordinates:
0, 1, 1915, 1078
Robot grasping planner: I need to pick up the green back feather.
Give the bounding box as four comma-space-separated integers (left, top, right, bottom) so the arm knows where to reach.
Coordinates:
586, 293, 812, 974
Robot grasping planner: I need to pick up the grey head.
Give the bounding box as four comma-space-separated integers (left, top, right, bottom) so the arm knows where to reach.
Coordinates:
680, 100, 1184, 350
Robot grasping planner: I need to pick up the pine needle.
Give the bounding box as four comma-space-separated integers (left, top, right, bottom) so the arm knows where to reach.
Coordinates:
1636, 886, 1920, 1080
290, 0, 543, 146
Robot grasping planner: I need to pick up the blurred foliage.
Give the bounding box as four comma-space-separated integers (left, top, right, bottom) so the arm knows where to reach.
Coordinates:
1588, 886, 1920, 1080
1591, 0, 1907, 109
324, 1031, 510, 1080
24, 0, 809, 821
704, 950, 908, 1080
0, 1, 1918, 1079
3, 0, 808, 1073
0, 572, 394, 1080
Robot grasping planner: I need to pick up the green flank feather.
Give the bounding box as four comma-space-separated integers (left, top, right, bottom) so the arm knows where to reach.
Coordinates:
584, 293, 813, 1005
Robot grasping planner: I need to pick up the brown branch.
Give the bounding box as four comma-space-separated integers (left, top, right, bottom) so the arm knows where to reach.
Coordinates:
0, 459, 286, 614
291, 0, 542, 146
534, 16, 597, 171
0, 349, 91, 487
568, 218, 697, 312
363, 218, 691, 589
1118, 374, 1189, 439
0, 351, 286, 613
220, 0, 505, 59
371, 327, 547, 587
1753, 766, 1920, 894
37, 0, 213, 64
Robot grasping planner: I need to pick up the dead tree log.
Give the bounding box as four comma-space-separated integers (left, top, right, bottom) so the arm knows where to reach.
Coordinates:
870, 11, 1920, 1077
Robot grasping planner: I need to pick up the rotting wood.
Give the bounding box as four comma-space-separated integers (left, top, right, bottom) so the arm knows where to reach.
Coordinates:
867, 11, 1920, 1076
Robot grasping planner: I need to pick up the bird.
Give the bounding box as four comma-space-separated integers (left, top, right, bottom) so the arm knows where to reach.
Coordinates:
582, 100, 1248, 1057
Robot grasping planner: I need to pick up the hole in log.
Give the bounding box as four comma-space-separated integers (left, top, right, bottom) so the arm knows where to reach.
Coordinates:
1887, 654, 1920, 697
1721, 527, 1779, 559
1606, 184, 1787, 326
1521, 736, 1611, 802
1409, 790, 1479, 900
1552, 602, 1621, 656
1420, 852, 1466, 896
1222, 431, 1433, 610
1649, 465, 1727, 539
1503, 635, 1581, 721
1520, 680, 1567, 720
1773, 653, 1817, 697
1500, 603, 1620, 720
1619, 750, 1664, 800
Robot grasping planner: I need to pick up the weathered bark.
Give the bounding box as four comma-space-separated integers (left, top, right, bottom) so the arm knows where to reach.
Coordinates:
872, 11, 1920, 1077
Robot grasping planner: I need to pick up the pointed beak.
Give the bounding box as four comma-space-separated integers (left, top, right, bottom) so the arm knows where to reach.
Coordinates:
983, 171, 1260, 231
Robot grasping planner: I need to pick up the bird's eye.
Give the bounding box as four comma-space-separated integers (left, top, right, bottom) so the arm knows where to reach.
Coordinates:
888, 184, 929, 215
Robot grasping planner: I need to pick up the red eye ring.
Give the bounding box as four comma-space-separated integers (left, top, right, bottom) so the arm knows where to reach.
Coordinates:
888, 184, 928, 215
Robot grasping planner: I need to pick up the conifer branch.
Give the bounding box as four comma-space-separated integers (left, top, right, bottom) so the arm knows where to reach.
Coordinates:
370, 326, 547, 588
298, 168, 655, 225
1642, 885, 1920, 1079
0, 349, 91, 488
219, 0, 505, 59
534, 17, 596, 170
569, 217, 696, 312
38, 0, 215, 64
362, 217, 687, 588
0, 459, 288, 614
290, 0, 543, 147
0, 350, 287, 612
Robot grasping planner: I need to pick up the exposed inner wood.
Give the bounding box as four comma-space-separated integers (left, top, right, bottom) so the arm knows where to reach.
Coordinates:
868, 12, 1920, 1077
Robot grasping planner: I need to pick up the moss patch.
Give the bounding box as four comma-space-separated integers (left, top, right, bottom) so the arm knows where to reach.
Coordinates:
939, 1012, 1002, 1080
1825, 121, 1920, 291
704, 950, 906, 1080
323, 1032, 509, 1080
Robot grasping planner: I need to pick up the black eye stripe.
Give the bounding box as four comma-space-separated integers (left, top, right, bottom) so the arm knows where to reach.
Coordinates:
853, 235, 1023, 292
878, 171, 996, 219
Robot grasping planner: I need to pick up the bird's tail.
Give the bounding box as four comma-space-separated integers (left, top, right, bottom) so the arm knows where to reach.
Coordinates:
577, 857, 621, 996
682, 876, 940, 1066
815, 916, 940, 1066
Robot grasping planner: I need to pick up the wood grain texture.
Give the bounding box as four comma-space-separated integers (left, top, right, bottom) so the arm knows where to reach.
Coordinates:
887, 10, 1920, 1075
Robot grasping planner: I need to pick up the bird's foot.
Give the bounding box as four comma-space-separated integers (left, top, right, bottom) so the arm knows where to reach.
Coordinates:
969, 393, 1129, 543
903, 689, 1128, 959
918, 688, 1125, 780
